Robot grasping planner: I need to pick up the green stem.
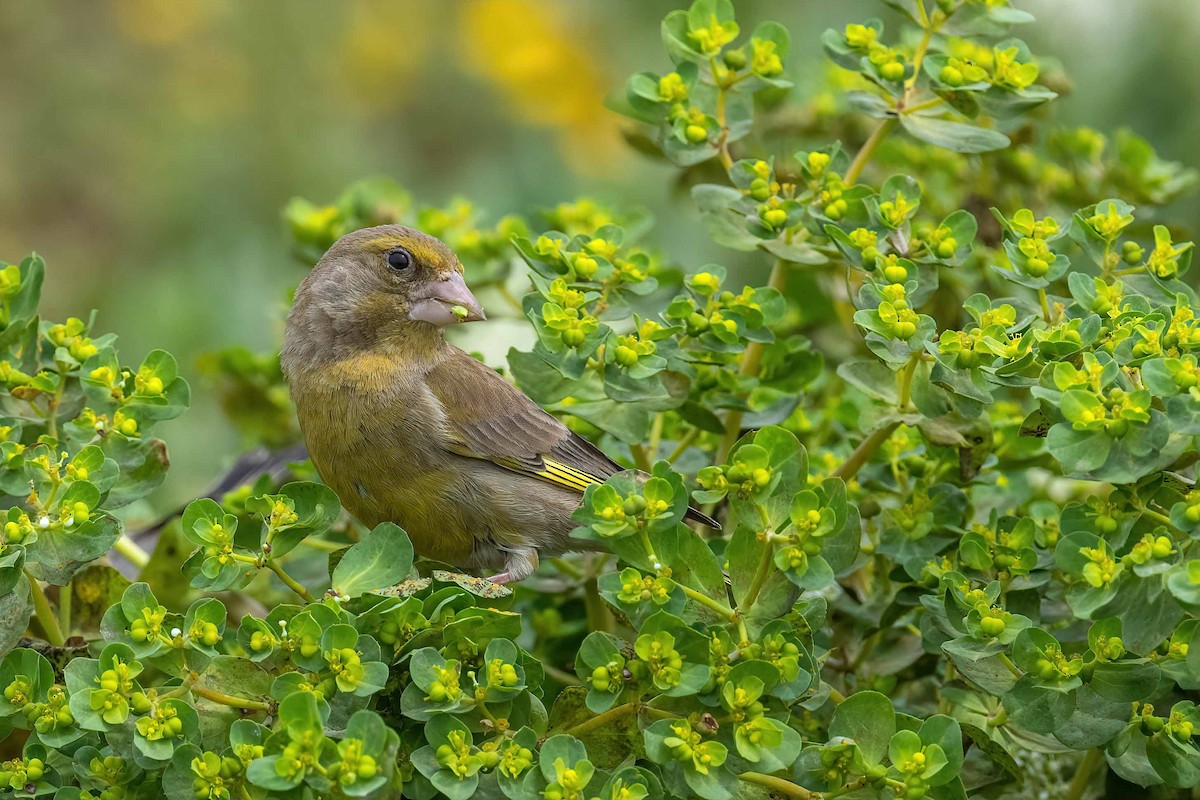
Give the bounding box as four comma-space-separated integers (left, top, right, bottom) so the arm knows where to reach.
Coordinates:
710, 59, 735, 170
677, 584, 737, 621
299, 537, 346, 553
845, 117, 898, 186
987, 707, 1008, 728
832, 422, 900, 481
648, 413, 664, 457
1131, 494, 1179, 532
902, 96, 945, 114
156, 676, 195, 701
266, 559, 313, 603
542, 663, 582, 687
114, 535, 150, 569
717, 257, 790, 464
1038, 288, 1052, 324
26, 572, 64, 647
897, 354, 919, 410
550, 557, 584, 580
667, 428, 701, 463
738, 772, 815, 799
1065, 748, 1104, 800
998, 653, 1022, 678
190, 682, 271, 713
638, 528, 659, 570
739, 537, 775, 613
629, 443, 653, 472
905, 12, 935, 92
45, 375, 66, 441
563, 701, 635, 737
584, 571, 615, 634
58, 579, 71, 637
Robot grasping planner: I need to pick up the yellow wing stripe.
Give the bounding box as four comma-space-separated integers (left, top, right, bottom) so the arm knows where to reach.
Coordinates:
490, 456, 603, 493
540, 459, 601, 492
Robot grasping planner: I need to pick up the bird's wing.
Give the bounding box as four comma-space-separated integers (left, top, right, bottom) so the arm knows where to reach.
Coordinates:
424, 350, 721, 529
424, 349, 625, 493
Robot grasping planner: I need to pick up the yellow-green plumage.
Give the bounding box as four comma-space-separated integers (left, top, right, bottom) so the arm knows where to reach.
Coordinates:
282, 225, 716, 582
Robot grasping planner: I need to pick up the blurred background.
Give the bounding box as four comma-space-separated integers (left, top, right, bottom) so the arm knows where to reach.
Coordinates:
0, 0, 1195, 509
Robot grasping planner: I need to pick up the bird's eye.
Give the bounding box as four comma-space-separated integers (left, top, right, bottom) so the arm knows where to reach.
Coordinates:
386, 248, 413, 272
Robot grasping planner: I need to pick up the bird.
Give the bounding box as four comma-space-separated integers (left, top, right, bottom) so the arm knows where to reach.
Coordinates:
281, 224, 718, 584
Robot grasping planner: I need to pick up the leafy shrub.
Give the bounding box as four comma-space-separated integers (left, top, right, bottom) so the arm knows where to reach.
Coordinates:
2, 0, 1200, 798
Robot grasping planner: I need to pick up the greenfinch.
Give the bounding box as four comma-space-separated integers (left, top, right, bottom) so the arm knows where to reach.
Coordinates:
282, 225, 717, 583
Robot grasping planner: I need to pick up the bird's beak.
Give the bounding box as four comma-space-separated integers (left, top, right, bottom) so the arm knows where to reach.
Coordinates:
409, 272, 486, 326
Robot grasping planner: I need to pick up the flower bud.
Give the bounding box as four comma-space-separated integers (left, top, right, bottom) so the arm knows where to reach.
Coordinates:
880, 61, 905, 82
939, 65, 963, 86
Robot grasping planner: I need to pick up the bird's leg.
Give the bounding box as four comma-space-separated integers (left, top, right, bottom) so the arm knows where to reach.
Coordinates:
486, 548, 539, 585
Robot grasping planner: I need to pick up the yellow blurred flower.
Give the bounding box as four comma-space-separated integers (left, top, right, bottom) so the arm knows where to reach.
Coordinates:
458, 0, 623, 173
339, 2, 433, 109
112, 0, 219, 46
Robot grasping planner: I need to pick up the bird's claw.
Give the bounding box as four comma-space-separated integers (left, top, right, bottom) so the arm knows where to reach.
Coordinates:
485, 572, 512, 585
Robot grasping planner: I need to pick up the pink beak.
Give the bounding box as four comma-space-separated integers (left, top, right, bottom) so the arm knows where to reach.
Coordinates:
409, 272, 486, 327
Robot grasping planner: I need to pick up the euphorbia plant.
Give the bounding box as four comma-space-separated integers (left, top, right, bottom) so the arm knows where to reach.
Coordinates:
2, 0, 1200, 798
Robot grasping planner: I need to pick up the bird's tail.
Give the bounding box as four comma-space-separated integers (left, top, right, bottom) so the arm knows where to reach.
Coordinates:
685, 505, 720, 530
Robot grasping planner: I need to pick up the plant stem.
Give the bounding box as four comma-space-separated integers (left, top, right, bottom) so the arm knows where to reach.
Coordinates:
738, 772, 815, 799
584, 571, 615, 634
716, 257, 790, 464
897, 354, 919, 409
998, 653, 1022, 678
550, 557, 584, 580
1065, 748, 1104, 800
58, 579, 71, 637
629, 443, 653, 472
667, 428, 701, 463
542, 663, 582, 687
266, 559, 313, 603
299, 537, 346, 553
845, 117, 898, 186
564, 701, 634, 737
710, 60, 735, 170
677, 584, 737, 620
739, 539, 775, 613
832, 422, 900, 482
26, 572, 64, 647
905, 24, 934, 94
648, 413, 664, 457
825, 777, 871, 798
114, 535, 150, 569
190, 683, 271, 713
1131, 494, 1179, 531
1038, 288, 1052, 324
903, 96, 945, 114
155, 676, 195, 701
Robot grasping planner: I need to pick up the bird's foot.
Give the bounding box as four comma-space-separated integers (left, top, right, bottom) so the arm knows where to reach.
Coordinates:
485, 548, 539, 585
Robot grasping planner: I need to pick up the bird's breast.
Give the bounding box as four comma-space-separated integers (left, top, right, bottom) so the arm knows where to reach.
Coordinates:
289, 356, 476, 564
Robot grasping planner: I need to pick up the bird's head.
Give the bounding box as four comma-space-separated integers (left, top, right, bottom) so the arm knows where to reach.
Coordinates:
283, 225, 486, 369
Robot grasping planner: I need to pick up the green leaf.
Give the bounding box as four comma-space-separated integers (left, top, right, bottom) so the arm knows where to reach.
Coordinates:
24, 515, 121, 585
829, 691, 895, 765
1089, 659, 1160, 702
900, 114, 1011, 153
1002, 676, 1076, 734
331, 522, 415, 598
